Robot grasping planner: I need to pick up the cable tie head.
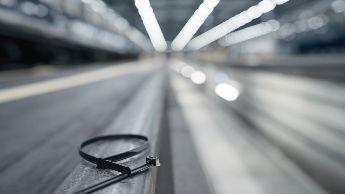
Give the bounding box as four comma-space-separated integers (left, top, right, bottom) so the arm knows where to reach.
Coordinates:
146, 156, 160, 167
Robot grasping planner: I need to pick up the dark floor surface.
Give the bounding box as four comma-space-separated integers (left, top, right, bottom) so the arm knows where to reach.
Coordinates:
0, 63, 153, 194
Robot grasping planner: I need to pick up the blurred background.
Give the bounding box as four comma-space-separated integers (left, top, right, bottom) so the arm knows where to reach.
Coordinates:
0, 0, 345, 194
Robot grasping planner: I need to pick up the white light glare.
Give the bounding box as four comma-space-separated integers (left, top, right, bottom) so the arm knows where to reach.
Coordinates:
331, 0, 345, 13
188, 0, 290, 50
106, 10, 152, 51
215, 83, 239, 101
80, 0, 152, 51
92, 0, 106, 13
180, 66, 195, 78
191, 71, 207, 84
275, 0, 289, 5
220, 20, 280, 46
171, 0, 220, 51
135, 0, 167, 51
257, 0, 276, 13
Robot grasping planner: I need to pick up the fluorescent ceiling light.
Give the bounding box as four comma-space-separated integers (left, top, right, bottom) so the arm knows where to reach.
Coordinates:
171, 0, 220, 51
331, 0, 345, 13
106, 7, 152, 51
188, 0, 289, 50
80, 0, 152, 51
257, 0, 276, 13
219, 20, 280, 46
274, 0, 289, 5
135, 0, 167, 51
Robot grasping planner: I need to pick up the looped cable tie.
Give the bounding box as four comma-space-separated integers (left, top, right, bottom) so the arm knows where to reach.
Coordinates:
74, 134, 160, 194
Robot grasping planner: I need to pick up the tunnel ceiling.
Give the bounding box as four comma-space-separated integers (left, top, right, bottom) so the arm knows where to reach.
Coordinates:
105, 0, 319, 42
105, 0, 258, 41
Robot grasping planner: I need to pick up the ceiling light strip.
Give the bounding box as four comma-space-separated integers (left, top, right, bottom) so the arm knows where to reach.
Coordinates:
171, 0, 220, 51
81, 0, 152, 51
219, 20, 280, 46
135, 0, 167, 51
106, 8, 152, 51
188, 0, 289, 50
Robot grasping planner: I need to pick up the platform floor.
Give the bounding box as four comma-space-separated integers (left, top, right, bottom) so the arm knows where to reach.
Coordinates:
0, 60, 156, 194
165, 74, 327, 194
0, 58, 337, 194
